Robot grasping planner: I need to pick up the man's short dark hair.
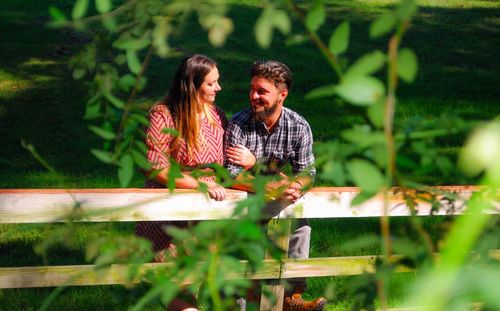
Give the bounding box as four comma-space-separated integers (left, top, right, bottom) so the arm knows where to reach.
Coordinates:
251, 60, 293, 90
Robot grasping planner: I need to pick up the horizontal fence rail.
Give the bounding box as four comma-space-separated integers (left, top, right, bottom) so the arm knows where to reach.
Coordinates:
1, 186, 494, 224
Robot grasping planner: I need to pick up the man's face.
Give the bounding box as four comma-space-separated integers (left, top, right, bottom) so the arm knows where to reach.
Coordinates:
249, 76, 287, 122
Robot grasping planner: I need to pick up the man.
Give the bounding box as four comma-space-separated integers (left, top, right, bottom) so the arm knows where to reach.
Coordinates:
224, 60, 326, 311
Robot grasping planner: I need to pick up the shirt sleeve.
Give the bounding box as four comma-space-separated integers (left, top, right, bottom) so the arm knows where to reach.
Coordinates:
214, 105, 228, 130
224, 120, 245, 178
292, 122, 316, 178
146, 106, 175, 170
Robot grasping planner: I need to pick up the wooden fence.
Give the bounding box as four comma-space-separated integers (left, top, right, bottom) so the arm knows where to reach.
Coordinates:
1, 186, 498, 310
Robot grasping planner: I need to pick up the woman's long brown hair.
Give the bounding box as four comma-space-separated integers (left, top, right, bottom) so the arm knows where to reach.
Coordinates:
161, 54, 217, 154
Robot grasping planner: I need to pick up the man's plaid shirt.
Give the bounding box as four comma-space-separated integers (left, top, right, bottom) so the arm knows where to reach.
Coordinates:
224, 107, 316, 179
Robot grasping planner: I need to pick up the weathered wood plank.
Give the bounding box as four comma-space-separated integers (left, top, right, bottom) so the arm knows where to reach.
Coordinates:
3, 250, 498, 289
0, 256, 381, 289
0, 189, 247, 223
1, 186, 495, 224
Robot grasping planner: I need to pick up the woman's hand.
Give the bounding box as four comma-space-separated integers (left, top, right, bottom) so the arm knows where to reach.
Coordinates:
206, 182, 226, 201
226, 144, 256, 170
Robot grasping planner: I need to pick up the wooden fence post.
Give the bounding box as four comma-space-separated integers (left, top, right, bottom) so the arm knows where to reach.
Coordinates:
259, 216, 292, 311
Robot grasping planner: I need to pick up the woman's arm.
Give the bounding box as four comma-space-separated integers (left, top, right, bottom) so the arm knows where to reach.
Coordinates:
148, 168, 225, 201
146, 105, 225, 200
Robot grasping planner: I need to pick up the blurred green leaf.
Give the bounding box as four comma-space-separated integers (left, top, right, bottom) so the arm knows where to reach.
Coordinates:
255, 8, 290, 49
72, 67, 86, 80
103, 92, 125, 109
305, 1, 326, 32
162, 127, 179, 137
285, 34, 308, 46
272, 9, 291, 35
398, 48, 418, 83
83, 102, 101, 120
396, 154, 418, 169
305, 84, 336, 100
152, 17, 171, 58
114, 53, 127, 66
131, 149, 150, 170
91, 149, 114, 164
397, 0, 418, 20
72, 0, 89, 20
329, 21, 350, 55
255, 8, 273, 48
367, 100, 384, 128
345, 50, 386, 80
118, 74, 136, 91
320, 160, 346, 186
370, 12, 397, 38
95, 0, 111, 14
136, 76, 147, 91
89, 125, 116, 140
351, 190, 376, 206
167, 162, 183, 191
208, 16, 234, 47
459, 120, 500, 177
346, 158, 385, 194
102, 15, 117, 32
118, 154, 134, 187
130, 113, 149, 126
114, 37, 151, 51
370, 144, 388, 168
124, 119, 139, 135
126, 49, 142, 74
336, 76, 385, 106
236, 220, 262, 240
341, 128, 385, 148
135, 140, 148, 154
49, 6, 67, 22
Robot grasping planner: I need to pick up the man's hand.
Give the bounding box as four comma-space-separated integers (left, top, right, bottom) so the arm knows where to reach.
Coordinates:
283, 181, 303, 203
226, 144, 256, 170
266, 173, 304, 203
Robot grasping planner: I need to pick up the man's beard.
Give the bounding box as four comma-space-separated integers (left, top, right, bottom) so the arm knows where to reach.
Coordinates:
252, 100, 279, 122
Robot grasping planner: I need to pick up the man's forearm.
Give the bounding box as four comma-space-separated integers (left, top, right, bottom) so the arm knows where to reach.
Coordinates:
230, 173, 256, 192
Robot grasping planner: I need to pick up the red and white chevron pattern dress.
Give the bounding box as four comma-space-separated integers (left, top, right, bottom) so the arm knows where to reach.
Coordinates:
135, 103, 227, 262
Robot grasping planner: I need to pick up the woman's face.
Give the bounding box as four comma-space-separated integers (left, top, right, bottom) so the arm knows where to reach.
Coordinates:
198, 66, 221, 104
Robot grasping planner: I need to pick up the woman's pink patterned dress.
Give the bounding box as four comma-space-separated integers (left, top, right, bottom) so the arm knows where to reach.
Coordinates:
135, 104, 227, 261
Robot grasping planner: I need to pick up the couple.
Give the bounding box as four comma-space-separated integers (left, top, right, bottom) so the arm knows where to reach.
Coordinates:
136, 54, 326, 311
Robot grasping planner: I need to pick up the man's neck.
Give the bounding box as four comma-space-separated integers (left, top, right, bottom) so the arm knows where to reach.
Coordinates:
263, 107, 283, 133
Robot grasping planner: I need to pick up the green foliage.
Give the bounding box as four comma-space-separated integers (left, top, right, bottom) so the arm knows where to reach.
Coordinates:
305, 1, 326, 32
72, 0, 89, 20
336, 75, 385, 106
32, 0, 500, 309
370, 12, 397, 38
397, 48, 418, 83
328, 21, 350, 55
255, 5, 291, 48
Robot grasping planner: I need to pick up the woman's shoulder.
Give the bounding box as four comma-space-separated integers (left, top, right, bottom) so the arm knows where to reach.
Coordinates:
210, 105, 227, 123
149, 102, 174, 125
212, 104, 225, 115
150, 102, 169, 114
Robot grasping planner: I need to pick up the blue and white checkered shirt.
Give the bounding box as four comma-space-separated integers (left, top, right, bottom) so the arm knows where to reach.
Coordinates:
224, 107, 316, 179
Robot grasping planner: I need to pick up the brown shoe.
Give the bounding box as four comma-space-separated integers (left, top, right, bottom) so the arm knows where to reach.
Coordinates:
284, 293, 327, 311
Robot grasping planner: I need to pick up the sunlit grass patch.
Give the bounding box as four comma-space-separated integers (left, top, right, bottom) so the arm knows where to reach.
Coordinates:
0, 78, 33, 99
21, 58, 61, 67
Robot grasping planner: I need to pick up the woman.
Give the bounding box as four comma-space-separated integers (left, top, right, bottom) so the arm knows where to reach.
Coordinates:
136, 54, 227, 311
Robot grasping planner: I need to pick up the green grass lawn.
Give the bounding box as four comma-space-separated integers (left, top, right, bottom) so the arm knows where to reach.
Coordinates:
1, 0, 499, 309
